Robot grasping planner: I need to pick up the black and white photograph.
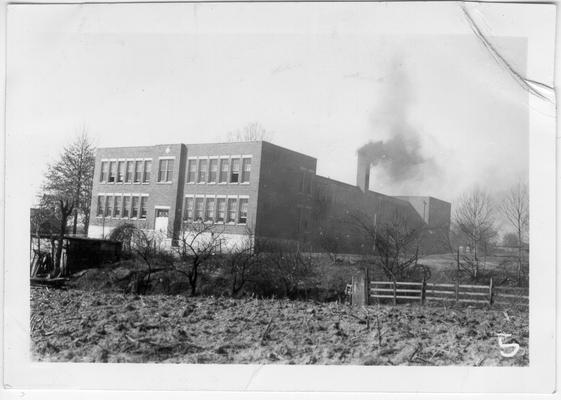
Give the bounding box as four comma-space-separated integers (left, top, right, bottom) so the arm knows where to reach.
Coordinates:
2, 0, 558, 395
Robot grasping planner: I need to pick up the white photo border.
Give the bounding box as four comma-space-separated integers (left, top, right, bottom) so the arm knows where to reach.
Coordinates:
1, 0, 557, 396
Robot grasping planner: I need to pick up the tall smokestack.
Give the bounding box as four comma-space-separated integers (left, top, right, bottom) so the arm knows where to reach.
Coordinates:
357, 152, 370, 192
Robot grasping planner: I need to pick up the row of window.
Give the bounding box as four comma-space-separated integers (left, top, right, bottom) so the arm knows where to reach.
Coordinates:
100, 159, 153, 184
187, 157, 251, 184
184, 195, 249, 224
96, 194, 149, 219
95, 193, 250, 225
99, 156, 252, 185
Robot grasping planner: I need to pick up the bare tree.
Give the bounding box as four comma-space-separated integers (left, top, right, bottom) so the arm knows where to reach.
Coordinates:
226, 231, 259, 297
30, 207, 58, 236
500, 182, 529, 285
41, 131, 96, 234
38, 194, 74, 277
256, 240, 315, 298
226, 122, 273, 142
108, 222, 168, 294
349, 211, 428, 284
170, 221, 225, 296
130, 228, 163, 293
453, 187, 496, 280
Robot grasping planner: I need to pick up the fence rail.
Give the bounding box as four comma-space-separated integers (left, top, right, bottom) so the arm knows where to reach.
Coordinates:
348, 277, 528, 307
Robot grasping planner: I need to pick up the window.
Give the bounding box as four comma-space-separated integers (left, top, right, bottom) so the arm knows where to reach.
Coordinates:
117, 161, 125, 183
184, 197, 194, 221
125, 161, 133, 183
108, 162, 116, 183
227, 198, 237, 223
216, 198, 226, 222
230, 158, 240, 183
187, 160, 197, 183
238, 198, 248, 224
114, 196, 122, 217
219, 159, 229, 183
209, 159, 218, 183
143, 160, 152, 183
241, 158, 251, 183
100, 162, 108, 182
96, 195, 105, 216
105, 196, 113, 217
158, 159, 174, 182
140, 196, 148, 219
194, 198, 204, 221
122, 196, 130, 218
198, 159, 207, 183
131, 196, 139, 218
134, 161, 143, 183
205, 198, 215, 221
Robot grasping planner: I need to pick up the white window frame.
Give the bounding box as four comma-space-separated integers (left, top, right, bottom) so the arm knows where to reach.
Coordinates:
226, 196, 238, 224
186, 158, 198, 184
240, 155, 253, 184
133, 160, 143, 183
100, 160, 109, 183
116, 160, 125, 184
215, 196, 227, 224
193, 196, 205, 222
142, 159, 153, 184
204, 196, 217, 223
208, 158, 219, 184
130, 194, 141, 219
157, 157, 175, 184
122, 195, 131, 218
218, 157, 230, 184
230, 156, 241, 184
139, 195, 149, 220
237, 196, 249, 225
183, 195, 195, 222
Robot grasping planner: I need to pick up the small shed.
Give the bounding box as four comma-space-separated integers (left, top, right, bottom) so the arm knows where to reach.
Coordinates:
31, 234, 122, 277
64, 236, 122, 273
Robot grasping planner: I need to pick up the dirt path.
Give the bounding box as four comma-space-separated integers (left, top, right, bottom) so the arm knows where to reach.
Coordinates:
30, 287, 528, 365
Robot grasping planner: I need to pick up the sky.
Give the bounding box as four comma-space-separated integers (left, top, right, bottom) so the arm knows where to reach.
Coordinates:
6, 2, 555, 228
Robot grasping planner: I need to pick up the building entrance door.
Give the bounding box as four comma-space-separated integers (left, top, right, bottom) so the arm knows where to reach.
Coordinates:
154, 208, 169, 233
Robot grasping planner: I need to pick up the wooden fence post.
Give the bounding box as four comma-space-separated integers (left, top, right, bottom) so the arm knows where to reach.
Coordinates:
392, 280, 397, 306
365, 267, 370, 306
420, 278, 426, 306
455, 281, 459, 304
489, 277, 494, 305
351, 269, 369, 307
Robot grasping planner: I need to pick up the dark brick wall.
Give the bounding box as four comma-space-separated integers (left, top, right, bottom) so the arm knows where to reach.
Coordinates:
427, 197, 452, 230
311, 176, 427, 254
255, 142, 317, 241
394, 196, 452, 253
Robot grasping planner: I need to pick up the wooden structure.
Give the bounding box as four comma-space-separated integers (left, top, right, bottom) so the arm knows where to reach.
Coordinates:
30, 234, 122, 278
349, 272, 528, 308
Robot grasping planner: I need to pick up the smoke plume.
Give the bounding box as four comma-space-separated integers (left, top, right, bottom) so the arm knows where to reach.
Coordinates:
358, 133, 425, 182
358, 59, 440, 193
